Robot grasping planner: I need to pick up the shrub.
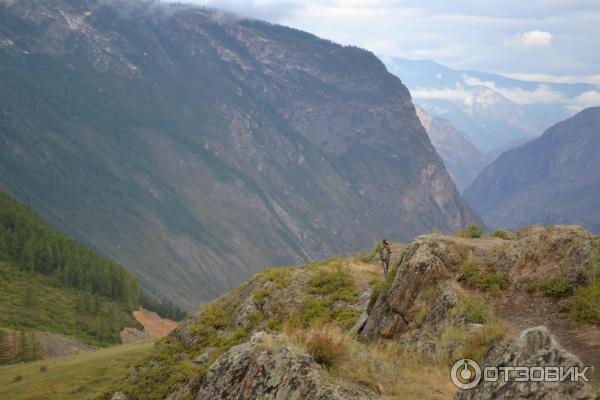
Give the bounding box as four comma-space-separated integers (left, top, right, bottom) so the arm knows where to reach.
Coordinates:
457, 224, 484, 239
570, 284, 600, 324
536, 278, 573, 298
490, 229, 510, 240
451, 296, 494, 324
461, 256, 509, 291
39, 365, 48, 372
258, 268, 292, 288
305, 331, 345, 369
253, 289, 271, 307
13, 375, 23, 382
309, 264, 357, 303
300, 299, 329, 327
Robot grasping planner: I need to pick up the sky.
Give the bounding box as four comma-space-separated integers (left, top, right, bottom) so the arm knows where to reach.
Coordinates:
184, 0, 600, 84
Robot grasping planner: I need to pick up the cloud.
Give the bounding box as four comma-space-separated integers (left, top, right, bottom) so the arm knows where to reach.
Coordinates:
506, 30, 553, 46
462, 75, 564, 105
502, 72, 600, 85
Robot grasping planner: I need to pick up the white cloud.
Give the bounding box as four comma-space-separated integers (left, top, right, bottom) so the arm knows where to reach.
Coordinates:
462, 75, 564, 105
506, 30, 553, 46
502, 72, 600, 85
566, 90, 600, 111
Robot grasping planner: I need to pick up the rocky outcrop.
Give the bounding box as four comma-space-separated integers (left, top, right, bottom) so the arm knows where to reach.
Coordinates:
455, 326, 596, 400
362, 236, 462, 339
181, 333, 376, 400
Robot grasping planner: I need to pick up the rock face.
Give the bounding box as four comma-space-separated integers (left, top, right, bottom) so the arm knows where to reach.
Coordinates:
362, 236, 462, 339
0, 0, 480, 308
455, 326, 596, 400
416, 107, 490, 192
191, 333, 375, 400
465, 107, 600, 232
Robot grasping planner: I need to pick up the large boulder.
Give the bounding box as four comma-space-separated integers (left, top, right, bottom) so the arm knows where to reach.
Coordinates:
192, 332, 376, 400
361, 236, 460, 339
455, 326, 596, 400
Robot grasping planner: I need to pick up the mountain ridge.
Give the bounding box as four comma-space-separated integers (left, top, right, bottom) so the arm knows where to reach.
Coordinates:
0, 0, 480, 309
464, 106, 600, 232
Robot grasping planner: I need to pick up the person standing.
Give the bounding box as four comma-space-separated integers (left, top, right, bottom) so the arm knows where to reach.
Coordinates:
379, 239, 391, 276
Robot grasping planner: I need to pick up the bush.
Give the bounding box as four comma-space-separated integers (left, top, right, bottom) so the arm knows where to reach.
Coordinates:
13, 375, 23, 382
536, 278, 573, 298
457, 224, 484, 239
570, 284, 600, 324
253, 289, 271, 307
39, 365, 48, 372
258, 268, 292, 288
305, 331, 345, 369
300, 299, 329, 327
461, 256, 509, 291
490, 230, 510, 240
309, 264, 357, 303
451, 296, 494, 324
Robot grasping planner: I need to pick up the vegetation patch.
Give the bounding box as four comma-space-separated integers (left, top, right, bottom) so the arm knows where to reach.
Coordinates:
257, 267, 293, 288
489, 229, 511, 240
460, 255, 509, 291
367, 260, 400, 313
457, 224, 485, 239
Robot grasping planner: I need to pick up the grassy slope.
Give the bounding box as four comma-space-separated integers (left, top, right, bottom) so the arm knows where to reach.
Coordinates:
0, 340, 154, 400
0, 262, 137, 347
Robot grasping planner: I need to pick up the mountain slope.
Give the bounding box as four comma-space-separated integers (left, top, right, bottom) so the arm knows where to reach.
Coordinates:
0, 0, 480, 309
415, 107, 490, 192
464, 107, 600, 231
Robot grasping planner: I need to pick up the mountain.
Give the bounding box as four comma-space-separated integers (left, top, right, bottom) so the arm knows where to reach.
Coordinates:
385, 58, 600, 153
0, 0, 480, 309
415, 106, 490, 192
464, 107, 600, 232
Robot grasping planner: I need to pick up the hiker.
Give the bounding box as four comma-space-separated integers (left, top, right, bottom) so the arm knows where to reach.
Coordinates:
379, 239, 391, 276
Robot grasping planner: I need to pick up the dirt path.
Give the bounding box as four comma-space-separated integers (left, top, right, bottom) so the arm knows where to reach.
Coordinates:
495, 291, 600, 379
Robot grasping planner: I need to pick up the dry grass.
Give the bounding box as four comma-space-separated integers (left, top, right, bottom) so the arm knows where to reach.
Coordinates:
282, 322, 456, 399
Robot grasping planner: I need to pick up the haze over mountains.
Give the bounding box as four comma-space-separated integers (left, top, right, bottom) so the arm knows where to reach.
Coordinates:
0, 0, 480, 309
386, 58, 600, 154
465, 107, 600, 232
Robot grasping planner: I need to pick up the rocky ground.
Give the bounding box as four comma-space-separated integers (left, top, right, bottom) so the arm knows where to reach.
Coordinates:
110, 225, 600, 399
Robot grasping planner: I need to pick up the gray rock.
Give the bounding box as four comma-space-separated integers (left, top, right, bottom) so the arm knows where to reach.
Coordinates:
455, 326, 596, 400
331, 300, 349, 310
195, 332, 376, 400
193, 347, 218, 365
350, 312, 369, 335
111, 392, 128, 400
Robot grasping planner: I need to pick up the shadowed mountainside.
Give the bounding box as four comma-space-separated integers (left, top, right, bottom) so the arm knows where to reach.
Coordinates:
0, 0, 480, 308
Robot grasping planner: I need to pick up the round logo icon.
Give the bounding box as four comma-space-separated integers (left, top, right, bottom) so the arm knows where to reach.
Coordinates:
451, 358, 482, 390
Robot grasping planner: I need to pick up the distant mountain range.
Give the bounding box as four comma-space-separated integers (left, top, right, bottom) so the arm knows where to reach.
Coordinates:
0, 0, 479, 309
465, 107, 600, 232
385, 58, 600, 154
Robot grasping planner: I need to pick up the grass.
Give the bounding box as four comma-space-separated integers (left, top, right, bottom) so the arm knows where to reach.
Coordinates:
283, 322, 456, 399
489, 229, 511, 239
0, 341, 154, 400
0, 262, 137, 347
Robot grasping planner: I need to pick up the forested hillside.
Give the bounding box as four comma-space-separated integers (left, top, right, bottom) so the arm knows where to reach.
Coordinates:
0, 191, 181, 360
